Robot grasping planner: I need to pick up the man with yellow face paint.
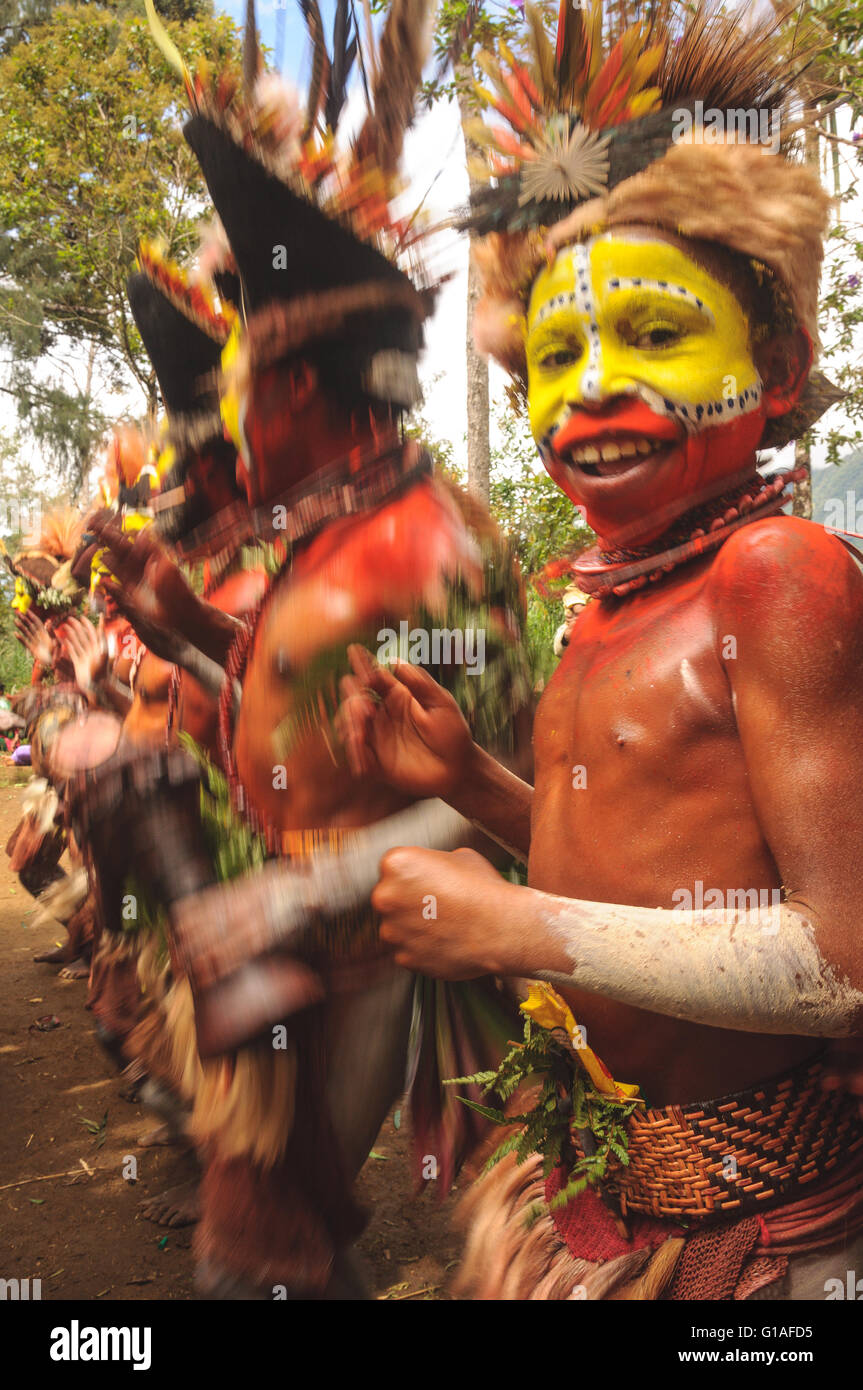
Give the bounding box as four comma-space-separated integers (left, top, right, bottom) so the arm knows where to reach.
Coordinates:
527, 231, 775, 552
345, 3, 863, 1301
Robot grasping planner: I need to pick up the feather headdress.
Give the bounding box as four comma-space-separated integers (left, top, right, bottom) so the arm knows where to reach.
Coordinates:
145, 0, 433, 279
135, 240, 237, 345
4, 507, 85, 614
145, 0, 437, 407
464, 0, 803, 232
467, 0, 837, 446
128, 238, 233, 439
126, 238, 242, 541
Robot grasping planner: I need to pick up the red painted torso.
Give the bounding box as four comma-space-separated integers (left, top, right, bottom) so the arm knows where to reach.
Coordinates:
530, 529, 822, 1105
233, 478, 481, 833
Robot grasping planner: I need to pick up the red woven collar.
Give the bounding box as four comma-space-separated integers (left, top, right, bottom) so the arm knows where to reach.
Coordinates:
175, 435, 430, 564
574, 467, 806, 598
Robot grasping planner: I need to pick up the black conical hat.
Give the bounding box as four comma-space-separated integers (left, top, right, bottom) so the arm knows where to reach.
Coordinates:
183, 115, 412, 314
127, 272, 225, 417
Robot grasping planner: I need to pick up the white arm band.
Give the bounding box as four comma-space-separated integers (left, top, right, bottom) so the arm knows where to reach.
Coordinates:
536, 895, 863, 1037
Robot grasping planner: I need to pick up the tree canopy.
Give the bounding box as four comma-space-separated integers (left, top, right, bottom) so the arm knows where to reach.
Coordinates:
0, 0, 240, 484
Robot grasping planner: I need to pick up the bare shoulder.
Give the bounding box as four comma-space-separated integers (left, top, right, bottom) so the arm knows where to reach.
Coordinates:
709, 515, 863, 628
300, 476, 482, 601
707, 516, 863, 694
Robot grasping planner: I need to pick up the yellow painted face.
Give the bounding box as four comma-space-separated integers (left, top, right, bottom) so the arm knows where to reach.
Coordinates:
526, 234, 762, 446
11, 576, 32, 614
525, 233, 771, 547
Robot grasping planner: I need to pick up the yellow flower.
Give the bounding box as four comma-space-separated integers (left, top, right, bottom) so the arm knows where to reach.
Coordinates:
521, 980, 578, 1035
520, 981, 641, 1103
11, 576, 31, 614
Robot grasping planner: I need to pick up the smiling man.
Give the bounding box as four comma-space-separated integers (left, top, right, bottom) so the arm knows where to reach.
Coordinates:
341, 4, 863, 1300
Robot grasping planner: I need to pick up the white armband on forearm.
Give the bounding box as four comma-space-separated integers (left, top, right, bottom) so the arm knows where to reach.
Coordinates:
536, 896, 863, 1037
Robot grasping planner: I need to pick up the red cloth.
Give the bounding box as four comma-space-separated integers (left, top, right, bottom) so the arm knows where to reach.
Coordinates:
545, 1149, 863, 1300
546, 1163, 677, 1263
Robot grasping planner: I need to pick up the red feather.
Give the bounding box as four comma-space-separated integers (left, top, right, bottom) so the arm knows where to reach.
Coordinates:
555, 0, 568, 69
583, 34, 625, 123
508, 57, 541, 112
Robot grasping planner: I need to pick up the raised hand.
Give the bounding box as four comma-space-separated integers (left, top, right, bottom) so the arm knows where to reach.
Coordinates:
79, 511, 201, 653
14, 608, 57, 671
60, 615, 108, 696
337, 643, 475, 800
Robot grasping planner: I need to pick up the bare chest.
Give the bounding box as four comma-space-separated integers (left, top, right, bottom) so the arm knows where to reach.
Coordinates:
530, 575, 758, 900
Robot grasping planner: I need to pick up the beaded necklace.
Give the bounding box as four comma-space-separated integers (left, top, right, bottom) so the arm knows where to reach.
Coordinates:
573, 466, 806, 598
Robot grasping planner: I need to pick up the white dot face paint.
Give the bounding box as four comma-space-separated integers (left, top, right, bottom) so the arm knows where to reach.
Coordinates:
526, 233, 763, 447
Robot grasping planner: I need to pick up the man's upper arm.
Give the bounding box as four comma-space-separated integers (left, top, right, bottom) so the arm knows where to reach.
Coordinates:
711, 517, 863, 985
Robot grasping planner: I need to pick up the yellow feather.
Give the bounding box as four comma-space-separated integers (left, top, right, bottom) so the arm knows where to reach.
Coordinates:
462, 116, 501, 148
525, 2, 555, 104
144, 0, 192, 92
631, 46, 663, 92
466, 155, 493, 182
586, 0, 603, 84
626, 86, 661, 118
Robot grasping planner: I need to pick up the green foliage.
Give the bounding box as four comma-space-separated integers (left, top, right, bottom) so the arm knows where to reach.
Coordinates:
489, 410, 593, 685
448, 1011, 640, 1221
0, 429, 69, 690
0, 0, 240, 484
178, 730, 267, 883
422, 0, 527, 108
786, 2, 863, 464
818, 196, 863, 465
0, 597, 32, 689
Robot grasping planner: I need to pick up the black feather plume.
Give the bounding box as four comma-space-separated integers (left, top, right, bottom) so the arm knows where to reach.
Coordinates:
325, 0, 357, 133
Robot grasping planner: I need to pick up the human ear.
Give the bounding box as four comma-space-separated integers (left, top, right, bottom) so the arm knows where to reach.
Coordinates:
756, 326, 813, 419
286, 361, 318, 410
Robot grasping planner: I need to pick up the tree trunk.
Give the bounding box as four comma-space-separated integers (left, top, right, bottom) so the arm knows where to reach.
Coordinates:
791, 432, 812, 518
456, 78, 490, 504
792, 107, 822, 519
146, 370, 159, 427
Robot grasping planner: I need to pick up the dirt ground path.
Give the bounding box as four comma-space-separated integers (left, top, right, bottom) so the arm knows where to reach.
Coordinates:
0, 771, 462, 1301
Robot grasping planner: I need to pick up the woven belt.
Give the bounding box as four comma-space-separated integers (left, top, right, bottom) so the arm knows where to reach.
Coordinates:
600, 1052, 863, 1223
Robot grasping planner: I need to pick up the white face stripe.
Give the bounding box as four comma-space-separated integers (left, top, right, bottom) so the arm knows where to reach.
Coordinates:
527, 245, 606, 402
571, 244, 603, 404
531, 236, 764, 447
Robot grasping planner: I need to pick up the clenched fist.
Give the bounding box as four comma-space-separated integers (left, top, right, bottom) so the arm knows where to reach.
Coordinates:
372, 845, 526, 979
